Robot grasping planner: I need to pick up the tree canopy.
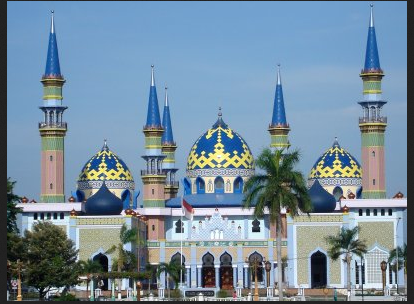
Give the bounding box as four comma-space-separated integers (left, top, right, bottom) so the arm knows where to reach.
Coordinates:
23, 221, 80, 299
7, 178, 22, 234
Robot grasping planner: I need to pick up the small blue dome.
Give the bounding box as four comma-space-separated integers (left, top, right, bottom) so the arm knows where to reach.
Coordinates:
85, 181, 123, 215
308, 180, 336, 213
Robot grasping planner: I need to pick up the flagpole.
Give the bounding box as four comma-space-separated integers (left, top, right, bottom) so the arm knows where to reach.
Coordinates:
180, 194, 183, 289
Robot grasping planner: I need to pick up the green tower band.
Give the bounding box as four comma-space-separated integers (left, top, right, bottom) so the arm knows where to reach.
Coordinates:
269, 127, 291, 150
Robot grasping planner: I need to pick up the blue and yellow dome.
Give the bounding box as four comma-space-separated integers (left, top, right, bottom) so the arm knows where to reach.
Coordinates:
77, 141, 135, 198
308, 138, 362, 200
187, 113, 254, 174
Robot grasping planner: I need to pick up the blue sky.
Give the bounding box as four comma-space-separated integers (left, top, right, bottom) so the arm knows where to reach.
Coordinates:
7, 1, 407, 201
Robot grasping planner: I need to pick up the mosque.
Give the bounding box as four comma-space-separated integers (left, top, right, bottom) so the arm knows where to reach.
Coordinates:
16, 4, 407, 294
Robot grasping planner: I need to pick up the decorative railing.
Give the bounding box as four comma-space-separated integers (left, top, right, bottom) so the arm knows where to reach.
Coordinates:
165, 181, 179, 187
38, 122, 67, 129
359, 117, 387, 124
141, 169, 167, 176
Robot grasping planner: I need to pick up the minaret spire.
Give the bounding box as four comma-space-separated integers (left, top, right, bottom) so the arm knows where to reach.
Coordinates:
145, 65, 162, 128
363, 3, 381, 73
161, 86, 174, 145
268, 64, 290, 151
161, 86, 179, 199
358, 4, 387, 199
44, 10, 61, 79
39, 11, 67, 203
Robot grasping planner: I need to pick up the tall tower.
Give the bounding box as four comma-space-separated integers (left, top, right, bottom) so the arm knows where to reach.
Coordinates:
39, 11, 67, 203
141, 66, 166, 240
161, 87, 179, 199
268, 64, 290, 150
358, 4, 387, 199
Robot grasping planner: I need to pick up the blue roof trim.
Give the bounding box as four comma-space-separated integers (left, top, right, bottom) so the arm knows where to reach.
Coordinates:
44, 21, 61, 78
165, 193, 255, 208
162, 104, 174, 144
145, 85, 162, 128
364, 26, 381, 72
271, 83, 287, 126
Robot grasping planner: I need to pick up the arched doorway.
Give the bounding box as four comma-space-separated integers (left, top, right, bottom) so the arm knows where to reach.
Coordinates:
202, 253, 215, 287
310, 251, 327, 288
220, 252, 233, 289
171, 253, 185, 287
93, 253, 109, 290
249, 252, 264, 286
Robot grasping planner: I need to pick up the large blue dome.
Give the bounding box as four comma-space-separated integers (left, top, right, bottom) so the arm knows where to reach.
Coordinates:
186, 114, 254, 175
85, 181, 123, 215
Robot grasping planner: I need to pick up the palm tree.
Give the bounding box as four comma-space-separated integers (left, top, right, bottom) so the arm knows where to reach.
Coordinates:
388, 243, 407, 293
78, 259, 103, 296
156, 261, 184, 299
106, 223, 138, 293
325, 226, 367, 293
243, 148, 312, 301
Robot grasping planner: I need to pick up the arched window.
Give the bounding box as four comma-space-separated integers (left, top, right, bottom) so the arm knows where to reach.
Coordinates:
175, 219, 184, 234
53, 213, 58, 220
373, 209, 377, 216
388, 209, 392, 216
333, 186, 343, 202
60, 213, 64, 219
50, 183, 53, 189
215, 177, 224, 194
47, 213, 51, 220
381, 209, 385, 216
373, 179, 376, 185
184, 178, 191, 195
359, 209, 363, 216
234, 177, 243, 194
152, 225, 155, 231
196, 177, 205, 194
40, 213, 44, 220
34, 213, 38, 220
252, 219, 260, 232
372, 151, 375, 157
366, 209, 370, 216
50, 155, 53, 161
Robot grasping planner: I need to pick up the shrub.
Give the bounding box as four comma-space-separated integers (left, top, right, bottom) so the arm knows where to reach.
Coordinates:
170, 289, 182, 299
217, 289, 229, 298
53, 293, 79, 301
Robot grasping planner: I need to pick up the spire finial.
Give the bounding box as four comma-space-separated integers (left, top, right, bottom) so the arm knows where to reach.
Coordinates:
103, 139, 108, 149
333, 137, 339, 147
277, 63, 282, 85
151, 65, 155, 86
51, 10, 55, 33
164, 86, 169, 107
370, 3, 374, 27
218, 106, 222, 117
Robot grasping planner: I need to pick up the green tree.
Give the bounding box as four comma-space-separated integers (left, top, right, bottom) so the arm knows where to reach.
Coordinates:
243, 148, 312, 300
7, 178, 22, 234
23, 221, 80, 299
78, 259, 103, 296
388, 243, 407, 293
325, 226, 367, 293
105, 223, 138, 292
156, 260, 185, 299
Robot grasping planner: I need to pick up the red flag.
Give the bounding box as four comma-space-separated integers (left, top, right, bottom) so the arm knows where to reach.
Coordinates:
182, 198, 194, 220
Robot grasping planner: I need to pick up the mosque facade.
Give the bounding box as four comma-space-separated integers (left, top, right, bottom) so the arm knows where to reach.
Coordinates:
16, 4, 406, 294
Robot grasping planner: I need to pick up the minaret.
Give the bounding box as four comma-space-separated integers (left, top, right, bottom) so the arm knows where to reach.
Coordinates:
358, 4, 387, 199
39, 11, 67, 203
268, 64, 290, 150
161, 87, 179, 199
141, 66, 166, 240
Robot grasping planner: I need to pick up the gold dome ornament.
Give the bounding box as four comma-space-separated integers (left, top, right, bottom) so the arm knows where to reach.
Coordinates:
393, 191, 404, 199
70, 209, 77, 216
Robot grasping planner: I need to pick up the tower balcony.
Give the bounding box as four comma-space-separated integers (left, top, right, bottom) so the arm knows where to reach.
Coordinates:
359, 117, 387, 124
141, 169, 167, 176
38, 122, 67, 129
165, 181, 179, 188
